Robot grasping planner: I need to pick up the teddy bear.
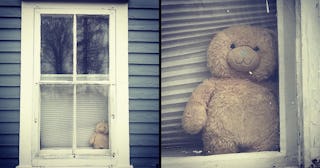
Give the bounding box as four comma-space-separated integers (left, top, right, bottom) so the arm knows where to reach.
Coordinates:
89, 120, 109, 149
182, 25, 279, 155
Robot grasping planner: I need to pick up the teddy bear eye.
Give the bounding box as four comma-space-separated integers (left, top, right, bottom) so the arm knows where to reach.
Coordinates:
230, 43, 236, 49
253, 46, 260, 51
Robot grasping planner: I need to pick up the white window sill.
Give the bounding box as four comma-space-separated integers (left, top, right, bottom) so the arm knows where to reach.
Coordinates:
17, 157, 133, 168
162, 151, 298, 168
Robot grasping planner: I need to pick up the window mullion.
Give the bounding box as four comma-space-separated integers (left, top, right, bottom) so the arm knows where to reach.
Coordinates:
72, 14, 77, 155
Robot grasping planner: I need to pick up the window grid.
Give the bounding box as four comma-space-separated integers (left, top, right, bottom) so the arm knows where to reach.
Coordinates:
34, 9, 115, 156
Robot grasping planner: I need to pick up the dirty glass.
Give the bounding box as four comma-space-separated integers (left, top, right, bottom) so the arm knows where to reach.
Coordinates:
40, 85, 73, 148
41, 14, 73, 74
77, 15, 109, 75
76, 85, 109, 148
39, 14, 110, 150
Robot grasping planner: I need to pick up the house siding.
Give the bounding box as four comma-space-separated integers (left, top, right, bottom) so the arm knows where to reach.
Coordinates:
0, 0, 21, 167
0, 0, 159, 167
128, 0, 159, 167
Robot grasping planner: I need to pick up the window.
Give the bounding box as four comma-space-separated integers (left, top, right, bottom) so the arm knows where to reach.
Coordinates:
19, 2, 131, 168
161, 0, 300, 167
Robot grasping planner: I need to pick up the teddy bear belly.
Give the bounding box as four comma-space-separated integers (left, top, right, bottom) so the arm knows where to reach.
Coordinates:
93, 135, 109, 149
205, 81, 278, 145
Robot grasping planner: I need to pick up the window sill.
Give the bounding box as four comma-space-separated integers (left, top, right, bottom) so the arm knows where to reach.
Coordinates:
162, 151, 298, 168
32, 157, 115, 167
38, 148, 111, 158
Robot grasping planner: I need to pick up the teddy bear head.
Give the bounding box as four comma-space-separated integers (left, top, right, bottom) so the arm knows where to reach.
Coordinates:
95, 121, 108, 134
207, 25, 277, 81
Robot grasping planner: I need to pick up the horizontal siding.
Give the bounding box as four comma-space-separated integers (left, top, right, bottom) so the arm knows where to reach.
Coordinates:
0, 76, 20, 86
0, 159, 19, 168
129, 0, 159, 168
0, 146, 18, 159
129, 100, 158, 111
0, 111, 19, 122
129, 111, 158, 123
130, 158, 159, 168
129, 31, 159, 42
130, 134, 159, 146
0, 134, 19, 145
0, 29, 20, 40
129, 42, 159, 53
129, 54, 159, 65
0, 1, 20, 167
129, 20, 159, 31
129, 0, 159, 9
0, 87, 20, 98
161, 0, 277, 151
0, 7, 21, 17
129, 88, 159, 99
0, 0, 20, 7
0, 18, 21, 28
0, 41, 20, 52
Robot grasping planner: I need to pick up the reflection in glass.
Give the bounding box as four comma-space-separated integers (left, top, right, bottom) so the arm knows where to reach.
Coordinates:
76, 85, 108, 148
41, 14, 73, 74
40, 85, 73, 148
77, 15, 109, 74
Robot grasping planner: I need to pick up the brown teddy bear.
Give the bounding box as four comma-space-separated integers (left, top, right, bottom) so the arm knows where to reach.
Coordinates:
89, 120, 109, 149
182, 25, 279, 155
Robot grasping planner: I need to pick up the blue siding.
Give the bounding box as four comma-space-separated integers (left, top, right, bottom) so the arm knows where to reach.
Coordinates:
0, 0, 21, 167
129, 0, 159, 168
0, 0, 159, 168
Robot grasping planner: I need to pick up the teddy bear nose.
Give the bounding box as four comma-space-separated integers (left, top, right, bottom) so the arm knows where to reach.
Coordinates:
227, 46, 260, 72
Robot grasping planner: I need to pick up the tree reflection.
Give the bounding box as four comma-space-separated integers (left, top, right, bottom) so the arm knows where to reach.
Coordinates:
41, 15, 109, 75
41, 15, 73, 74
77, 15, 109, 74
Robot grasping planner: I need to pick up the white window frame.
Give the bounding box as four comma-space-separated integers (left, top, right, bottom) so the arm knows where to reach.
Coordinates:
161, 1, 301, 167
18, 1, 131, 168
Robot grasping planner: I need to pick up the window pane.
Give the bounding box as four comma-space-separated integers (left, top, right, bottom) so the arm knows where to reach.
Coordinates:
161, 0, 279, 156
77, 15, 109, 75
76, 85, 109, 148
40, 85, 73, 148
41, 14, 73, 74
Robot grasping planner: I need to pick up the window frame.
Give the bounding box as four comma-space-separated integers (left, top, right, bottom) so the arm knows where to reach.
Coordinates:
161, 0, 301, 167
34, 8, 115, 156
19, 1, 131, 168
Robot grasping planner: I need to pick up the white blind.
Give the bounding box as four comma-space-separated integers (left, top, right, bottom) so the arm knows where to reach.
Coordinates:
161, 0, 277, 149
40, 84, 109, 148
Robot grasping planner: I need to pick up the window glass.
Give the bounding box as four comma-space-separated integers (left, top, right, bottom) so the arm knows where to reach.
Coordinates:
39, 14, 110, 150
40, 84, 73, 148
41, 14, 73, 74
76, 85, 109, 148
77, 15, 109, 75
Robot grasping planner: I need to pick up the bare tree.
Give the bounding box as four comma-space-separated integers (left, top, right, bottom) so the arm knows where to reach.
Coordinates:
41, 15, 109, 75
77, 15, 109, 74
41, 15, 73, 74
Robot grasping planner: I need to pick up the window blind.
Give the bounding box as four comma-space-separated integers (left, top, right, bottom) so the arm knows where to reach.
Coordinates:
161, 0, 277, 151
40, 84, 109, 148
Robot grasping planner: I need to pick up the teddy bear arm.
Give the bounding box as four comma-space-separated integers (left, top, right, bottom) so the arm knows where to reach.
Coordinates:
182, 80, 215, 134
89, 132, 96, 145
259, 80, 278, 99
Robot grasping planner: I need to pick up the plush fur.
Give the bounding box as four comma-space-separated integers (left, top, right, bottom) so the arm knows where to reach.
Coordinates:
89, 121, 109, 149
182, 25, 279, 154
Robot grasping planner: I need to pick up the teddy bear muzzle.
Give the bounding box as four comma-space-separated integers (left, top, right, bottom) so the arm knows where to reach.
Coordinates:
227, 46, 260, 72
